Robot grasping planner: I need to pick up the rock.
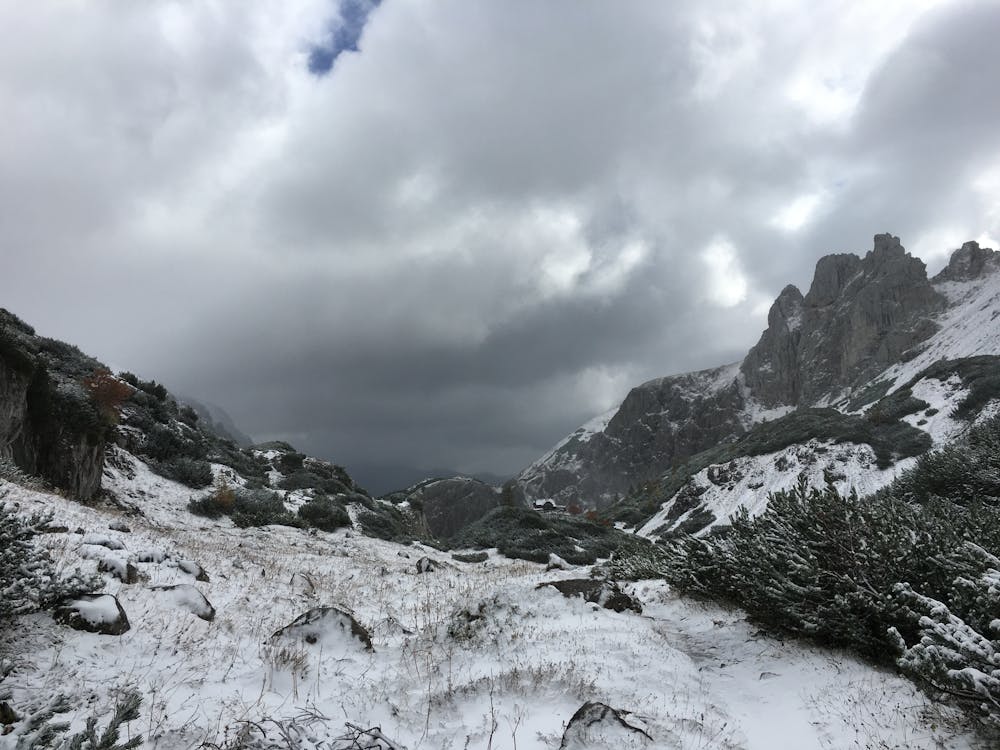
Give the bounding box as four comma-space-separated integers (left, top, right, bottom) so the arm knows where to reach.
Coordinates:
451, 551, 488, 564
53, 594, 130, 635
150, 584, 216, 621
108, 520, 131, 533
97, 557, 139, 584
37, 524, 69, 534
176, 560, 210, 582
397, 550, 410, 558
135, 549, 169, 563
271, 607, 373, 652
80, 534, 126, 551
537, 579, 642, 614
545, 553, 571, 571
415, 556, 439, 574
559, 702, 653, 749
0, 702, 18, 725
289, 571, 316, 594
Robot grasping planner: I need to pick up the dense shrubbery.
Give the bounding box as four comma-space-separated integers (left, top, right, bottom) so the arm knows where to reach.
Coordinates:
618, 416, 1000, 729
451, 506, 648, 565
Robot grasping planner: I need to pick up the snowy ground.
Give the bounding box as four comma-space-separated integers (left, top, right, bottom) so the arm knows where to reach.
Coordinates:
0, 471, 984, 749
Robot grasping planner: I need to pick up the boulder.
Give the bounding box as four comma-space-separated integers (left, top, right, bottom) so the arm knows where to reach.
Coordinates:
97, 557, 139, 584
415, 556, 439, 574
451, 551, 488, 564
176, 559, 210, 582
537, 579, 642, 614
271, 607, 373, 652
151, 584, 215, 622
80, 534, 125, 551
135, 548, 170, 564
53, 594, 130, 635
559, 702, 653, 749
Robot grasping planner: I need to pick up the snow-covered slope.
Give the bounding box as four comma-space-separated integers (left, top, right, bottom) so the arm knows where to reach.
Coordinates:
0, 475, 978, 750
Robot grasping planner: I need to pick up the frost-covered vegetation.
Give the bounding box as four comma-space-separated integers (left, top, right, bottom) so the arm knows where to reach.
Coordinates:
616, 415, 1000, 731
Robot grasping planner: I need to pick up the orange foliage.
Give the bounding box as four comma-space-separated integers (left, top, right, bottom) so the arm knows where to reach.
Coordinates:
83, 368, 133, 423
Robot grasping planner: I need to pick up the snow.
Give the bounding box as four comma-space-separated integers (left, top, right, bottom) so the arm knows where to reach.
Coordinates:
902, 375, 967, 445
881, 269, 1000, 390
639, 440, 914, 539
0, 474, 981, 749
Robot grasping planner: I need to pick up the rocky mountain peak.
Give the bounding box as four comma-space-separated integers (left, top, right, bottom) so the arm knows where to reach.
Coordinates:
742, 234, 944, 407
934, 240, 999, 282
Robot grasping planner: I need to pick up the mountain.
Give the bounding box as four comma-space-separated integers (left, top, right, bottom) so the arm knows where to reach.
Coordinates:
518, 235, 1000, 535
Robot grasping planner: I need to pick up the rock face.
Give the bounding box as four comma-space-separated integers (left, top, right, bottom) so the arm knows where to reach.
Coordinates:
742, 234, 944, 406
519, 234, 955, 510
520, 364, 745, 508
933, 240, 1000, 282
0, 310, 107, 500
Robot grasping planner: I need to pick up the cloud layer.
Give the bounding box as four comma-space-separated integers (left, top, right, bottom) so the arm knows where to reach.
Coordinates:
2, 0, 998, 478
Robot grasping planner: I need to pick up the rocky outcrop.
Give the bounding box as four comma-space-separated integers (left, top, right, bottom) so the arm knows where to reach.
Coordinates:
934, 240, 1000, 282
0, 310, 107, 500
742, 234, 944, 406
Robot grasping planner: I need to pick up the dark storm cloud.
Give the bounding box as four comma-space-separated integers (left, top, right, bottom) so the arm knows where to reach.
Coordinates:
1, 1, 998, 479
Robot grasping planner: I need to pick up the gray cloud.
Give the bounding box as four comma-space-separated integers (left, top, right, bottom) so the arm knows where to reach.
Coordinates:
1, 0, 998, 481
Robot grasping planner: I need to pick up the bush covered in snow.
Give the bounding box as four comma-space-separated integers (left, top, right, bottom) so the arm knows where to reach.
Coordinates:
629, 415, 1000, 728
0, 503, 96, 628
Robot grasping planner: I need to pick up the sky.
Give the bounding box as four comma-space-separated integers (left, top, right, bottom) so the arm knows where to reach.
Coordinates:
1, 0, 999, 482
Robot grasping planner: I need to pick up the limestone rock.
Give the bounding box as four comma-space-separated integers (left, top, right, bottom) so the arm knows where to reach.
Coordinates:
559, 702, 654, 749
271, 606, 373, 652
151, 584, 215, 622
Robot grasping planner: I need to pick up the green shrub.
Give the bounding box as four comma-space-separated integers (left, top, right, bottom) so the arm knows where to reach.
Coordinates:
0, 506, 97, 625
297, 498, 350, 531
150, 457, 213, 489
450, 506, 643, 565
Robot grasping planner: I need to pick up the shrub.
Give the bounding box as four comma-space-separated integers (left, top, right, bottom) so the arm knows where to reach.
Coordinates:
297, 498, 350, 531
151, 457, 213, 489
231, 490, 303, 529
450, 506, 644, 565
0, 506, 96, 626
82, 368, 133, 425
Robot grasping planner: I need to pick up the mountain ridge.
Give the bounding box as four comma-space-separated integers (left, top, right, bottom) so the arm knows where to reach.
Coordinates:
518, 235, 1000, 528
